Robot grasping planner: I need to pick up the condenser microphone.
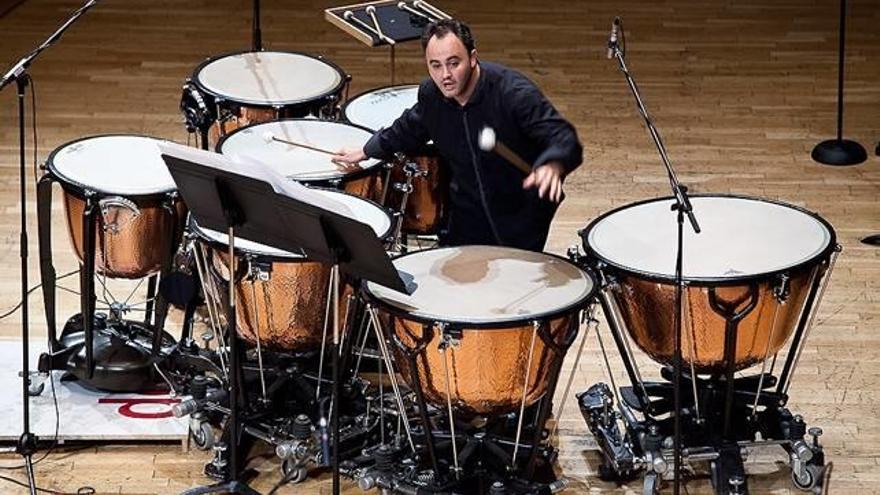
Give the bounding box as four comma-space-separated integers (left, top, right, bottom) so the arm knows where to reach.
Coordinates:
606, 17, 621, 59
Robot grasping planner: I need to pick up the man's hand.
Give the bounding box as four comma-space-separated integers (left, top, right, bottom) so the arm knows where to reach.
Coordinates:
523, 161, 566, 203
332, 147, 367, 164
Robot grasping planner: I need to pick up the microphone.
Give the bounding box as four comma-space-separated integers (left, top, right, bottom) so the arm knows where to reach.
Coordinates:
478, 127, 532, 175
606, 17, 620, 60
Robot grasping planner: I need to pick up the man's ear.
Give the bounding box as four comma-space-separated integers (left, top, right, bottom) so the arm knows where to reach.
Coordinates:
469, 49, 478, 67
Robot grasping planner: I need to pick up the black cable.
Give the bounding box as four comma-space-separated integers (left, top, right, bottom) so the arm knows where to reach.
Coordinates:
0, 473, 95, 495
0, 269, 79, 321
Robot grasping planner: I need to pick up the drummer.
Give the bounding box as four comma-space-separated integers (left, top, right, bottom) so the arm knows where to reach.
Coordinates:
333, 19, 582, 252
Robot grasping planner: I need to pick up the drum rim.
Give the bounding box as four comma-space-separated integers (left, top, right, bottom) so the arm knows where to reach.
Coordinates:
340, 83, 420, 131
216, 118, 386, 182
579, 193, 838, 285
188, 186, 394, 260
191, 50, 348, 108
46, 133, 178, 198
362, 245, 598, 328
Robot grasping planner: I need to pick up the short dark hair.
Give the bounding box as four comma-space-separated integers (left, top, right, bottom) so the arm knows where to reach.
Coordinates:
421, 19, 476, 53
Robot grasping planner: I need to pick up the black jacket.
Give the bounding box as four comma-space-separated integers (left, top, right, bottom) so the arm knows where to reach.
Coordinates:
364, 61, 583, 251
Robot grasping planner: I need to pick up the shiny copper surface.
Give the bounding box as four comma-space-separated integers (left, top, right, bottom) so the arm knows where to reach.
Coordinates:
611, 264, 823, 373
385, 155, 448, 234
211, 107, 277, 141
341, 171, 384, 202
384, 313, 576, 417
206, 249, 353, 351
64, 192, 185, 279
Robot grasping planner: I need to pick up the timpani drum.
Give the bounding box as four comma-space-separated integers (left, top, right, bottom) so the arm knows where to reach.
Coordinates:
342, 85, 448, 235
364, 245, 596, 417
580, 194, 837, 374
182, 51, 348, 139
218, 119, 385, 200
46, 135, 186, 279
192, 189, 392, 351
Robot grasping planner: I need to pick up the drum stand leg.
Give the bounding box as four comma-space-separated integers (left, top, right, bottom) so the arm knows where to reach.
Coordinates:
776, 249, 840, 395
37, 175, 59, 352
708, 286, 760, 438
81, 194, 98, 379
181, 226, 259, 495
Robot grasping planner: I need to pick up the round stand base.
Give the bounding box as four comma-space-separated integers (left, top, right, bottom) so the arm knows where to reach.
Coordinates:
811, 139, 867, 166
861, 234, 880, 246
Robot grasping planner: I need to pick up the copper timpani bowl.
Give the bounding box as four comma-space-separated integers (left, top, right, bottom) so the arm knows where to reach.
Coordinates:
217, 119, 386, 203
187, 50, 348, 140
580, 194, 837, 374
364, 245, 596, 417
47, 135, 186, 279
191, 188, 392, 351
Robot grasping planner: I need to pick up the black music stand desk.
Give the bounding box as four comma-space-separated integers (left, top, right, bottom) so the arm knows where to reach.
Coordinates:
161, 148, 408, 495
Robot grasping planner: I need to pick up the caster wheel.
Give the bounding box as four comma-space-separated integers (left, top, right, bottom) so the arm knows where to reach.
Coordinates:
792, 464, 821, 492
190, 421, 214, 451
643, 472, 660, 495
28, 382, 45, 397
282, 459, 308, 484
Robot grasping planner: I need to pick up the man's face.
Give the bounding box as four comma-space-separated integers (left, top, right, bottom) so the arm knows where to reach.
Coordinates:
425, 33, 477, 100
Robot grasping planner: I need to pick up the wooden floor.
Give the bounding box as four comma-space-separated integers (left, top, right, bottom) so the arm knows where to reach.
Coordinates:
0, 0, 878, 493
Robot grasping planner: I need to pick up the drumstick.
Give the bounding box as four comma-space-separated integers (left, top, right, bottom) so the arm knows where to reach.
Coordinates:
262, 131, 336, 156
478, 127, 532, 175
397, 1, 433, 21
413, 0, 451, 20
344, 10, 395, 45
365, 6, 393, 45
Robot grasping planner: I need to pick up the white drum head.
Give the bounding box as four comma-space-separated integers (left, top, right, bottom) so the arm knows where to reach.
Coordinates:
49, 135, 176, 195
585, 196, 833, 280
195, 52, 343, 105
344, 85, 418, 132
367, 246, 594, 325
220, 120, 382, 181
193, 189, 391, 258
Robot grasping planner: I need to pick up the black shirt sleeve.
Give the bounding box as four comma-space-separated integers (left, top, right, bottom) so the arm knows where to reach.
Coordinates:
363, 84, 432, 160
507, 74, 583, 174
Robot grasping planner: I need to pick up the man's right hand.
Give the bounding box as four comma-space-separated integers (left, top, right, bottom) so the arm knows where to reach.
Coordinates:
332, 147, 367, 165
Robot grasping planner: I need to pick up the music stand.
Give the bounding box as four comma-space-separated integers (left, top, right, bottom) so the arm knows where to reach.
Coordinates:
325, 0, 450, 83
161, 150, 408, 495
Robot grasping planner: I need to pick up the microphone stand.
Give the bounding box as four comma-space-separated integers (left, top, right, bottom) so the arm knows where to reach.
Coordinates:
607, 19, 700, 495
0, 2, 100, 494
252, 0, 262, 51
811, 0, 866, 166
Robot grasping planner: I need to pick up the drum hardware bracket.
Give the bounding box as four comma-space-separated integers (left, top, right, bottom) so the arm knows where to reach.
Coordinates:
773, 273, 791, 303
437, 324, 461, 349
98, 196, 140, 234
245, 258, 272, 282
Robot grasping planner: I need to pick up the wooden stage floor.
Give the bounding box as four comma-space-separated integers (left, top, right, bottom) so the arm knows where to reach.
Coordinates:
0, 0, 878, 493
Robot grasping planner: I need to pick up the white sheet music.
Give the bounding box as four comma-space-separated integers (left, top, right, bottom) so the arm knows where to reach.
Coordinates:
157, 141, 355, 218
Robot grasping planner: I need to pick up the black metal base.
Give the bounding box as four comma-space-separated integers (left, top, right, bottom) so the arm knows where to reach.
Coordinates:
811, 138, 867, 166
861, 234, 880, 246
38, 314, 175, 392
341, 411, 565, 495
578, 374, 828, 495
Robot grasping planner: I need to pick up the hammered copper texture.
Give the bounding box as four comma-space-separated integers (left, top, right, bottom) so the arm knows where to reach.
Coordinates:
612, 264, 823, 374
64, 192, 185, 279
212, 106, 277, 142
385, 155, 448, 234
341, 171, 383, 203
207, 249, 354, 352
386, 314, 575, 417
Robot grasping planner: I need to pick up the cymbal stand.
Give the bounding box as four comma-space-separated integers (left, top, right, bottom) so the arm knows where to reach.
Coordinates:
607, 17, 701, 495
